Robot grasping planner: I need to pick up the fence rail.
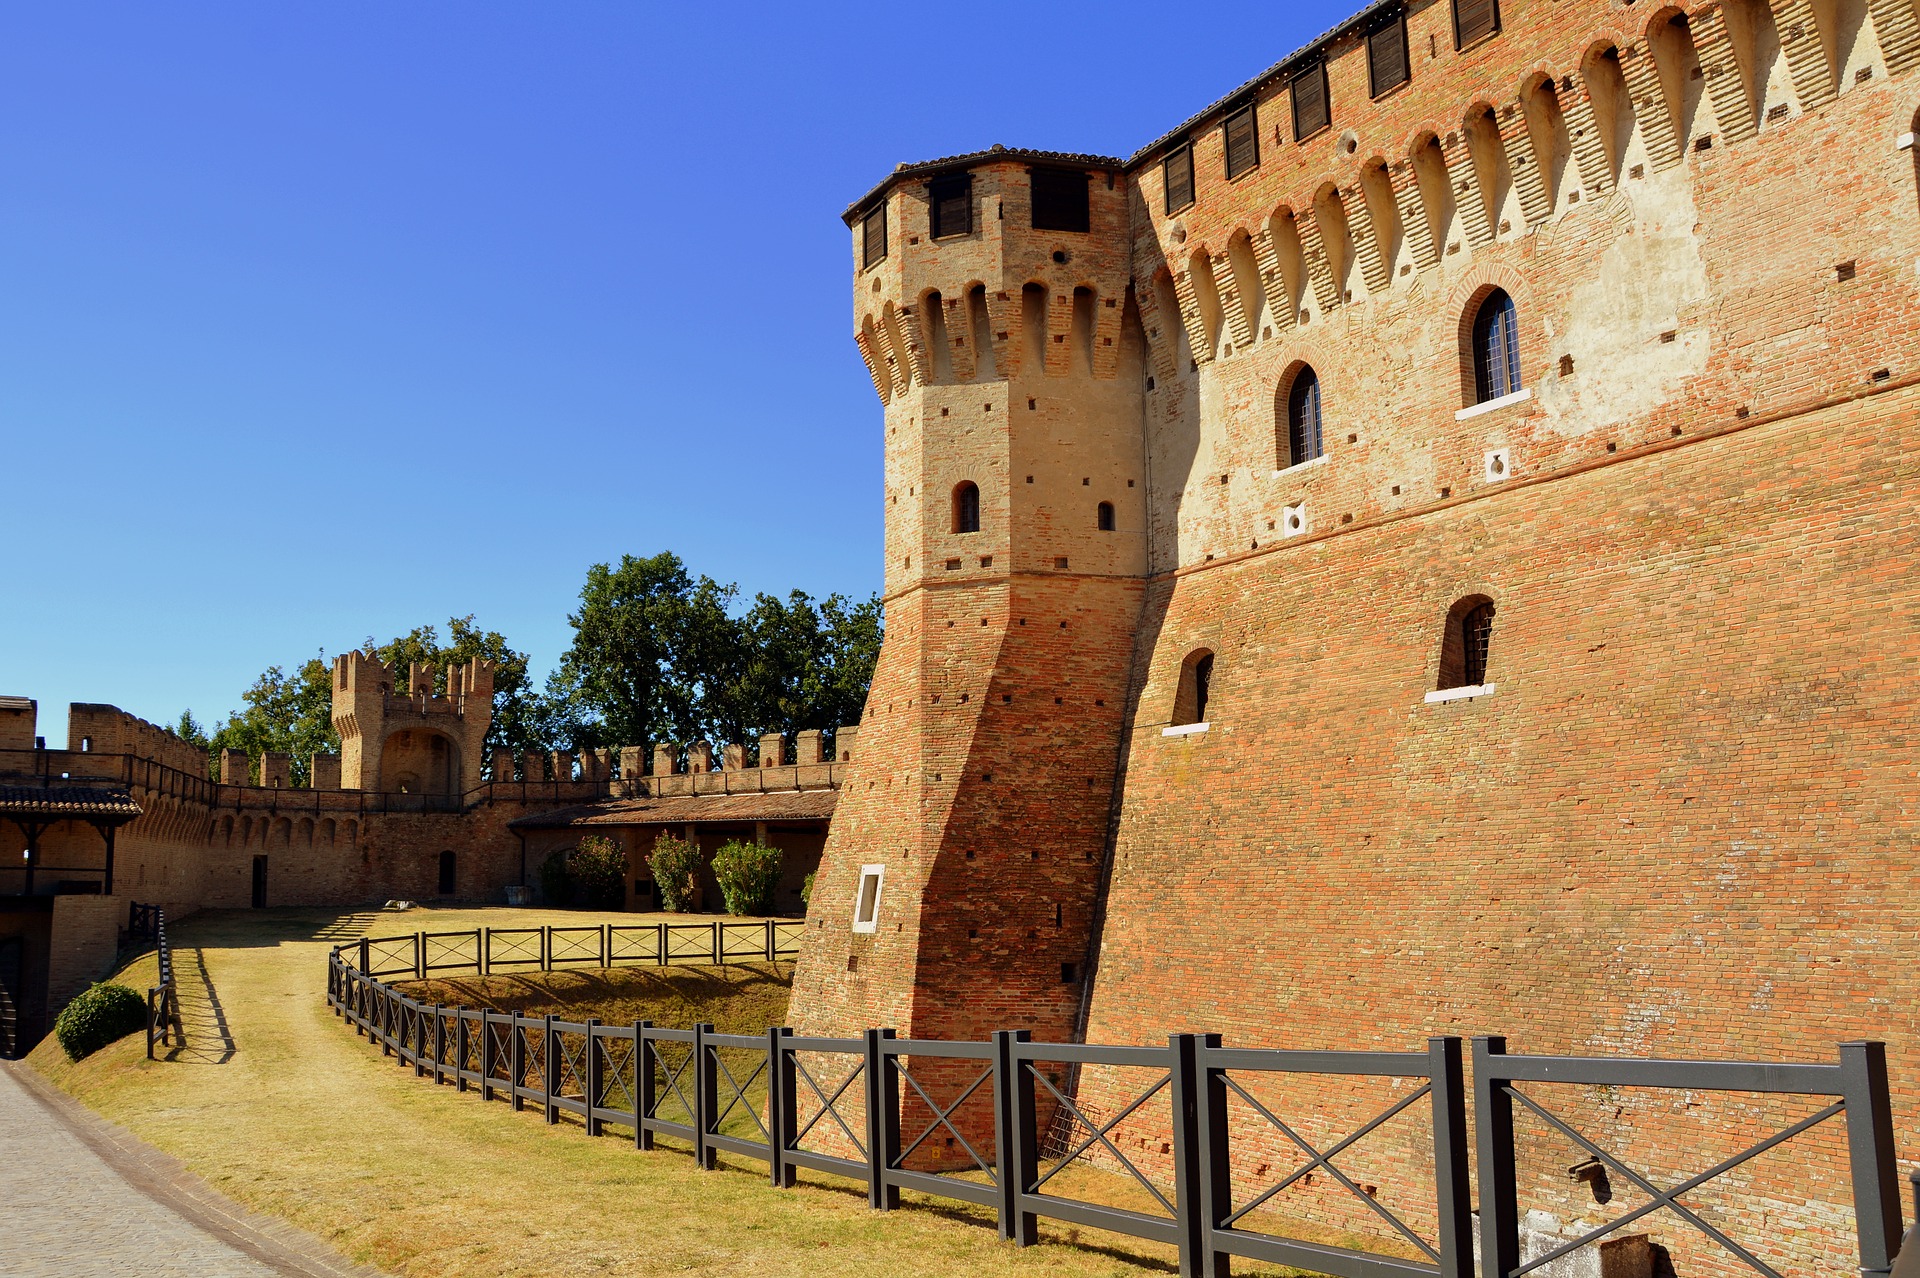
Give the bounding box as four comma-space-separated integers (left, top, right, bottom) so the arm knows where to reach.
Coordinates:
127, 902, 179, 1059
345, 921, 804, 983
324, 937, 1907, 1278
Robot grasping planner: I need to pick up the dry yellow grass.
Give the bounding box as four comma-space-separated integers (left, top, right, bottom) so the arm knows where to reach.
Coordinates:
28, 905, 1310, 1278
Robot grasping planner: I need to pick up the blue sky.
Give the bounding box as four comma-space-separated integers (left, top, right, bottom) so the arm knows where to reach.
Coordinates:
1, 1, 1352, 745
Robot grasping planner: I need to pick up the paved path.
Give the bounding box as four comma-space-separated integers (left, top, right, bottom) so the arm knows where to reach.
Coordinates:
0, 1061, 386, 1278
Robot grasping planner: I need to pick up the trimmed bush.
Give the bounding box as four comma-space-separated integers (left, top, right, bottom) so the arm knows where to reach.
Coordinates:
54, 982, 147, 1061
648, 832, 702, 912
571, 834, 628, 910
801, 870, 815, 909
712, 839, 783, 916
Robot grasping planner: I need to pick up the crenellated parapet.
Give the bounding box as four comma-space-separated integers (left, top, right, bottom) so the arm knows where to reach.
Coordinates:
331, 650, 495, 795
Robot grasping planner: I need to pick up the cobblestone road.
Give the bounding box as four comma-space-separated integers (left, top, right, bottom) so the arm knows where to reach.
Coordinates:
0, 1062, 381, 1278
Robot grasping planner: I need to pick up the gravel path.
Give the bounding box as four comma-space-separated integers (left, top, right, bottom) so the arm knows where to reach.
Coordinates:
0, 1060, 384, 1278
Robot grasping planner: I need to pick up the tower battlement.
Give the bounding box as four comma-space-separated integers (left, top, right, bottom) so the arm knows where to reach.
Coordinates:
331, 650, 494, 795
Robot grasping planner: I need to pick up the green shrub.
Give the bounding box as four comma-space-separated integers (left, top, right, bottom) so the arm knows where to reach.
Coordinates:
801, 870, 815, 910
54, 982, 147, 1061
539, 849, 573, 906
648, 832, 702, 912
712, 839, 783, 916
571, 834, 629, 910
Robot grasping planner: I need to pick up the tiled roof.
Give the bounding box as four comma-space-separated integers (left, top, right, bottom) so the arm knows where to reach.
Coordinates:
0, 785, 144, 823
509, 788, 837, 830
843, 145, 1127, 224
843, 0, 1403, 219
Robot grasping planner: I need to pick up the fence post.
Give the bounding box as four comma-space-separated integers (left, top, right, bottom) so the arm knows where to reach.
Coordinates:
585, 1019, 603, 1137
695, 1022, 717, 1170
993, 1029, 1036, 1244
146, 989, 157, 1061
600, 924, 610, 968
764, 919, 776, 962
541, 927, 551, 972
412, 1001, 427, 1077
1841, 1041, 1904, 1277
456, 1010, 470, 1094
1427, 1037, 1473, 1278
1473, 1036, 1518, 1278
358, 937, 370, 977
480, 1012, 495, 1102
543, 1013, 559, 1124
770, 1027, 795, 1188
510, 1014, 526, 1112
433, 1004, 446, 1085
656, 923, 667, 967
864, 1027, 900, 1211
414, 932, 425, 981
711, 921, 721, 966
480, 927, 491, 977
1181, 1033, 1229, 1278
637, 1020, 655, 1151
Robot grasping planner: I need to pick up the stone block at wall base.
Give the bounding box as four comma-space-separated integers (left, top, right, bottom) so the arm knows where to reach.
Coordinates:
1473, 1210, 1651, 1278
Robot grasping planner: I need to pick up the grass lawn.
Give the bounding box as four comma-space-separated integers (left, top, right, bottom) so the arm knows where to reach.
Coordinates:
28, 905, 1311, 1278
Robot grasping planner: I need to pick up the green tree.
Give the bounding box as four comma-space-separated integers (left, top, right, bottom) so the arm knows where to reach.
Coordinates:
549, 552, 741, 750
550, 551, 884, 758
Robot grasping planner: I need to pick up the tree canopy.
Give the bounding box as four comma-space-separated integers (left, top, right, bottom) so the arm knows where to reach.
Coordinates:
179, 557, 882, 782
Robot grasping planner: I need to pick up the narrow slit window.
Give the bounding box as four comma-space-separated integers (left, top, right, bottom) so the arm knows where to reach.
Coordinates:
1097, 501, 1115, 531
1031, 167, 1091, 232
1286, 367, 1324, 467
929, 175, 973, 240
1472, 289, 1522, 402
862, 206, 887, 268
952, 481, 981, 534
852, 864, 885, 933
1453, 0, 1500, 48
1291, 62, 1331, 140
1368, 10, 1410, 97
1223, 104, 1260, 179
1164, 144, 1194, 213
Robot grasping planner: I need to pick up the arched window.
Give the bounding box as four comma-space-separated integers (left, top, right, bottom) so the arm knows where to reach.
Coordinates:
1472, 290, 1521, 402
1285, 366, 1324, 466
1097, 501, 1115, 531
1174, 649, 1215, 725
1437, 596, 1497, 689
952, 481, 980, 534
438, 850, 456, 896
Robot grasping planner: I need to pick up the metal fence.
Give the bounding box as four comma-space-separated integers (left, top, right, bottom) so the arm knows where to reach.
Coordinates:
325, 936, 1907, 1278
127, 902, 179, 1059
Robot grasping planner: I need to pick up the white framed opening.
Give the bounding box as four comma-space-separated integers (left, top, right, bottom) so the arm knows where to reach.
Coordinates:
852, 863, 885, 933
1282, 503, 1307, 536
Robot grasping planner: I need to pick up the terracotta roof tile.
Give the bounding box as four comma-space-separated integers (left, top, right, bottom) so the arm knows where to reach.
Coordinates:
509, 788, 837, 830
0, 785, 144, 822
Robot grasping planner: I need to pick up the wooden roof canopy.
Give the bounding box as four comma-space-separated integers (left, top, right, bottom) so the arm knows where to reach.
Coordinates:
0, 784, 143, 827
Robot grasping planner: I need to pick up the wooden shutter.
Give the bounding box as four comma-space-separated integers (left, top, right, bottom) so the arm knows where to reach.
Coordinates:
1369, 15, 1410, 97
1164, 145, 1194, 212
929, 175, 972, 239
1291, 63, 1330, 140
1453, 0, 1499, 48
862, 207, 886, 267
1223, 104, 1260, 179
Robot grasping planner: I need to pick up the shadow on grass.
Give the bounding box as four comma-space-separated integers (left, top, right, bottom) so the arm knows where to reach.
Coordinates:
162, 947, 237, 1065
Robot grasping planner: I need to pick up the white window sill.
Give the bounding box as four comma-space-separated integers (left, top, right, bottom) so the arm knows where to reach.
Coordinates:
1424, 683, 1496, 704
1455, 388, 1531, 421
1162, 722, 1210, 736
1271, 455, 1329, 479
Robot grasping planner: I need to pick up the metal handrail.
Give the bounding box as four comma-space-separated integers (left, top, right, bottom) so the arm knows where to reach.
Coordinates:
128, 902, 179, 1059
